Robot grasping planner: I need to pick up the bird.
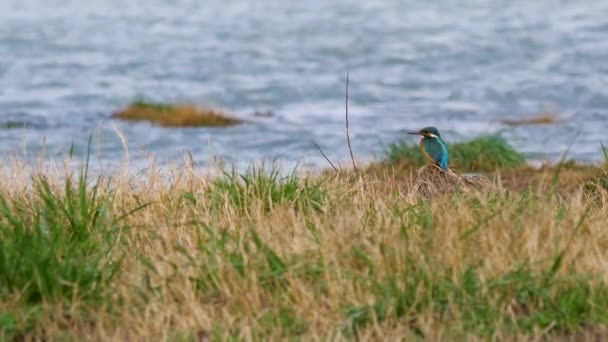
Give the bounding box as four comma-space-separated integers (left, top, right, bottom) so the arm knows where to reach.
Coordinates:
408, 127, 449, 171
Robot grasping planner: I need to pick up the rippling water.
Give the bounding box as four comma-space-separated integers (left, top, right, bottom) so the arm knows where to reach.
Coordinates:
1, 1, 608, 169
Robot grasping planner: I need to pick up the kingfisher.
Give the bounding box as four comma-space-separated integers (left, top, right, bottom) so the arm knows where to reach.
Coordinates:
408, 127, 449, 171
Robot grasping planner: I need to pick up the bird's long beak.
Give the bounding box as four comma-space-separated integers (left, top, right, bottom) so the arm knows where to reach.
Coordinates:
408, 131, 422, 136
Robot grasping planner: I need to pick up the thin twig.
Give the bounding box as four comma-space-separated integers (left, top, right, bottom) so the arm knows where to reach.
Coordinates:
312, 140, 339, 172
345, 72, 357, 172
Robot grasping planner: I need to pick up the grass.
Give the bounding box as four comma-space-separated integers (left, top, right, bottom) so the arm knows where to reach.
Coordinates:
206, 164, 327, 213
2, 143, 608, 340
113, 99, 242, 127
343, 263, 608, 337
0, 151, 141, 339
386, 136, 526, 172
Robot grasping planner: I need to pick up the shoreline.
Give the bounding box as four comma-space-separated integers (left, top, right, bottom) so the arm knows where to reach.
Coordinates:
0, 137, 606, 340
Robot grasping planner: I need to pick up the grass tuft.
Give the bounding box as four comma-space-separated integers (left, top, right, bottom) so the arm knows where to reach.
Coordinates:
0, 173, 122, 303
582, 173, 608, 205
0, 172, 122, 338
113, 99, 242, 127
386, 136, 526, 172
207, 164, 327, 213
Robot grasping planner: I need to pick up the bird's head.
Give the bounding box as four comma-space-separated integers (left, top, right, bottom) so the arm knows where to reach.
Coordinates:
408, 126, 441, 139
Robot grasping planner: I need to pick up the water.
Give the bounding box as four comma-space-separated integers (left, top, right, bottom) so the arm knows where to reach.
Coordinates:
2, 0, 608, 170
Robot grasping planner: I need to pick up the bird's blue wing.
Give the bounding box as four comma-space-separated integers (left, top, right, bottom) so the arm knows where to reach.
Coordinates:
438, 140, 449, 170
424, 138, 449, 170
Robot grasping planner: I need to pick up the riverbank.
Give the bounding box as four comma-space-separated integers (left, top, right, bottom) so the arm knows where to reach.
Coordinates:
0, 138, 607, 340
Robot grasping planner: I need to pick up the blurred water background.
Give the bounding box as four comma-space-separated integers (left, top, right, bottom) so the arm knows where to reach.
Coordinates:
1, 0, 608, 169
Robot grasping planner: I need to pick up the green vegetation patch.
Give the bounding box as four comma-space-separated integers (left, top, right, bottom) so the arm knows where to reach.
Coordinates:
205, 164, 327, 213
386, 136, 526, 172
0, 177, 121, 305
113, 99, 242, 127
0, 144, 147, 339
0, 175, 120, 337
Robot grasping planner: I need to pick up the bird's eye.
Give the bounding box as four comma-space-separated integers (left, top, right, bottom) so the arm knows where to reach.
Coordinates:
421, 130, 427, 134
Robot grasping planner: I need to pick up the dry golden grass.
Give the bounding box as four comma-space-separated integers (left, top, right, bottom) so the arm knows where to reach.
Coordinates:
113, 100, 242, 127
498, 113, 559, 126
1, 156, 607, 341
409, 165, 492, 198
